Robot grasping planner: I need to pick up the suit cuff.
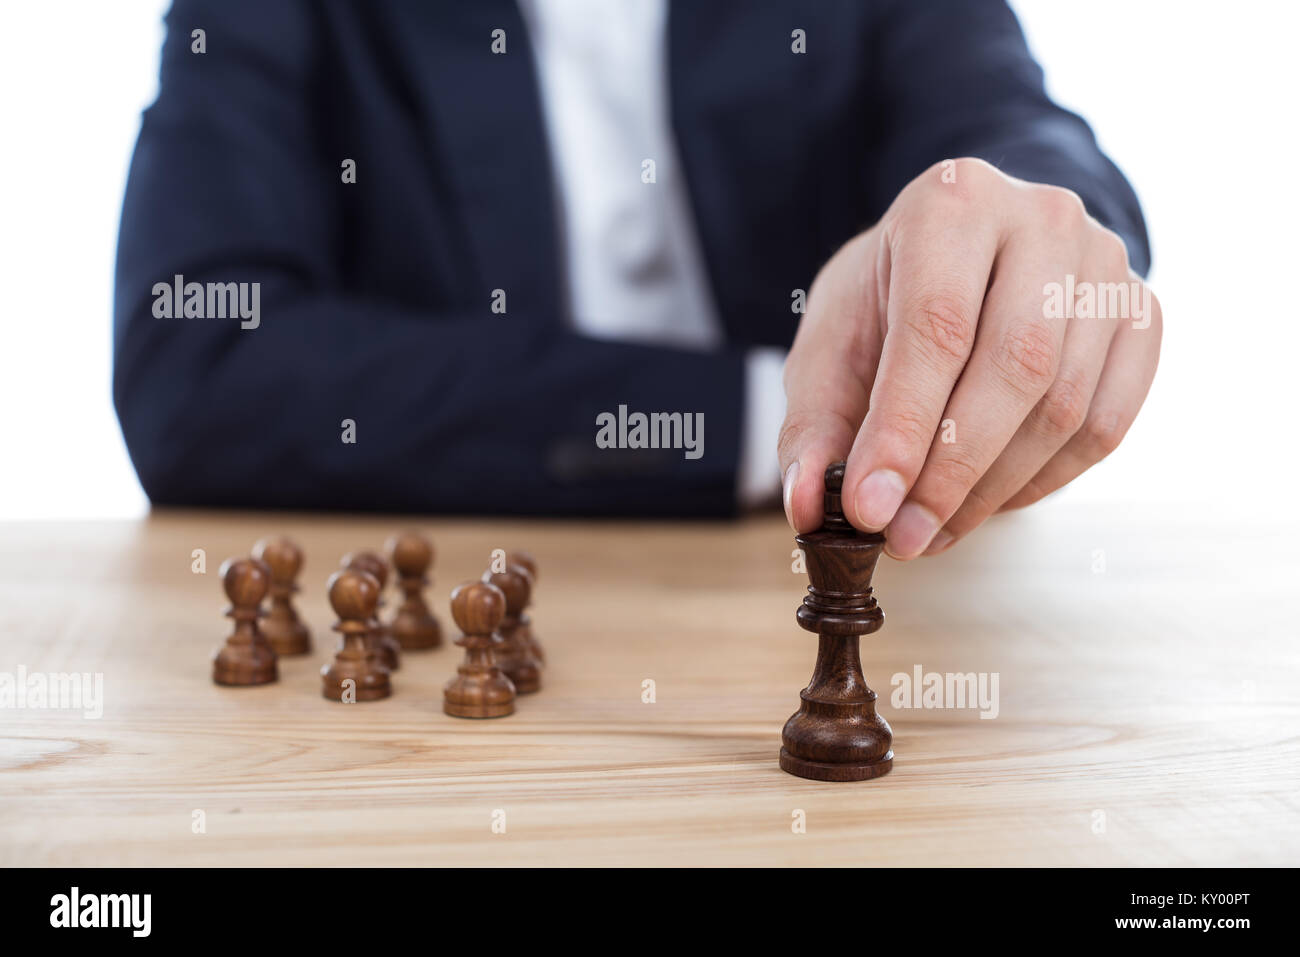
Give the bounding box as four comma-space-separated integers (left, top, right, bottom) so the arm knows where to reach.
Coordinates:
737, 346, 788, 507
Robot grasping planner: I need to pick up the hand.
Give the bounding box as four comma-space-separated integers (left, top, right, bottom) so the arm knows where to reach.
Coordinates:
778, 158, 1161, 559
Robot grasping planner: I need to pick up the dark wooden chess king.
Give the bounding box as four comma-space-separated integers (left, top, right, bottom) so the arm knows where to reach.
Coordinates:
212, 557, 279, 686
780, 462, 894, 782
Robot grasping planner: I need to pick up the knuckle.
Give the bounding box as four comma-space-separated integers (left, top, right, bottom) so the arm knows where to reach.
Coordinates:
957, 483, 1000, 523
939, 513, 976, 541
1080, 409, 1127, 458
1033, 184, 1087, 227
953, 156, 997, 179
940, 156, 997, 188
993, 322, 1059, 397
905, 292, 976, 365
929, 452, 984, 493
1008, 477, 1049, 509
1033, 371, 1091, 437
1094, 228, 1132, 273
877, 399, 936, 453
776, 410, 819, 462
912, 157, 995, 209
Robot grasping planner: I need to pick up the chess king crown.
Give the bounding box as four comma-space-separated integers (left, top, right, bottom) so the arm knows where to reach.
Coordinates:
794, 462, 886, 638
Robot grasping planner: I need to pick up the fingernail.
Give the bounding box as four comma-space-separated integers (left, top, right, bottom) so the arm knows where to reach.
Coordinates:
782, 461, 799, 528
924, 529, 954, 556
886, 501, 943, 559
853, 469, 907, 530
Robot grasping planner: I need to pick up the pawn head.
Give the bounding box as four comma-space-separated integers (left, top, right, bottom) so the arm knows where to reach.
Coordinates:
387, 531, 433, 576
221, 557, 271, 607
482, 563, 531, 616
327, 568, 380, 621
252, 536, 303, 583
507, 550, 537, 583
342, 550, 389, 589
451, 580, 505, 635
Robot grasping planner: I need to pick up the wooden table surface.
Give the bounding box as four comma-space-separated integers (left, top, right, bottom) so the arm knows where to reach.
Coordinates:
2, 503, 1296, 867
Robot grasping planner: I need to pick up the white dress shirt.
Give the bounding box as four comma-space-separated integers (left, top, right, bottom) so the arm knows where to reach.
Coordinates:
517, 0, 786, 505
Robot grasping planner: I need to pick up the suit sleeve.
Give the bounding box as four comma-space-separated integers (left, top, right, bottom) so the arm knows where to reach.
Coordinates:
865, 0, 1151, 275
112, 0, 744, 517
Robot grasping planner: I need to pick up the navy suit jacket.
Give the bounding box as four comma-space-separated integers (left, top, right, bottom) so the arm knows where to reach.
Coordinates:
113, 0, 1149, 516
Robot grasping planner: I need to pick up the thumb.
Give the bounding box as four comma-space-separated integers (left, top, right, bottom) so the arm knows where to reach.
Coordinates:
778, 408, 858, 533
778, 231, 885, 532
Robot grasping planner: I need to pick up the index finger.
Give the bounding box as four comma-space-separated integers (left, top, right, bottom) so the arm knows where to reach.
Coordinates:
844, 198, 1002, 531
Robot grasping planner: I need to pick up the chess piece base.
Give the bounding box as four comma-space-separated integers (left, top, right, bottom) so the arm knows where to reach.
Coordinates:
781, 606, 893, 782
504, 667, 540, 695
443, 671, 515, 719
443, 698, 515, 718
497, 638, 542, 695
212, 654, 278, 687
779, 747, 893, 782
320, 669, 391, 702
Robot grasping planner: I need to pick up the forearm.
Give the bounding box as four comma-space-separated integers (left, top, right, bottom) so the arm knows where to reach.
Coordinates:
113, 288, 746, 515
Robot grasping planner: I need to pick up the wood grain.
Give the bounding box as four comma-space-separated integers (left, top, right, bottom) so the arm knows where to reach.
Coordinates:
1, 504, 1296, 866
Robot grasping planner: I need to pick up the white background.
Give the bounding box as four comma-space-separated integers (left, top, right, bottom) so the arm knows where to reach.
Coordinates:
0, 1, 1295, 520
